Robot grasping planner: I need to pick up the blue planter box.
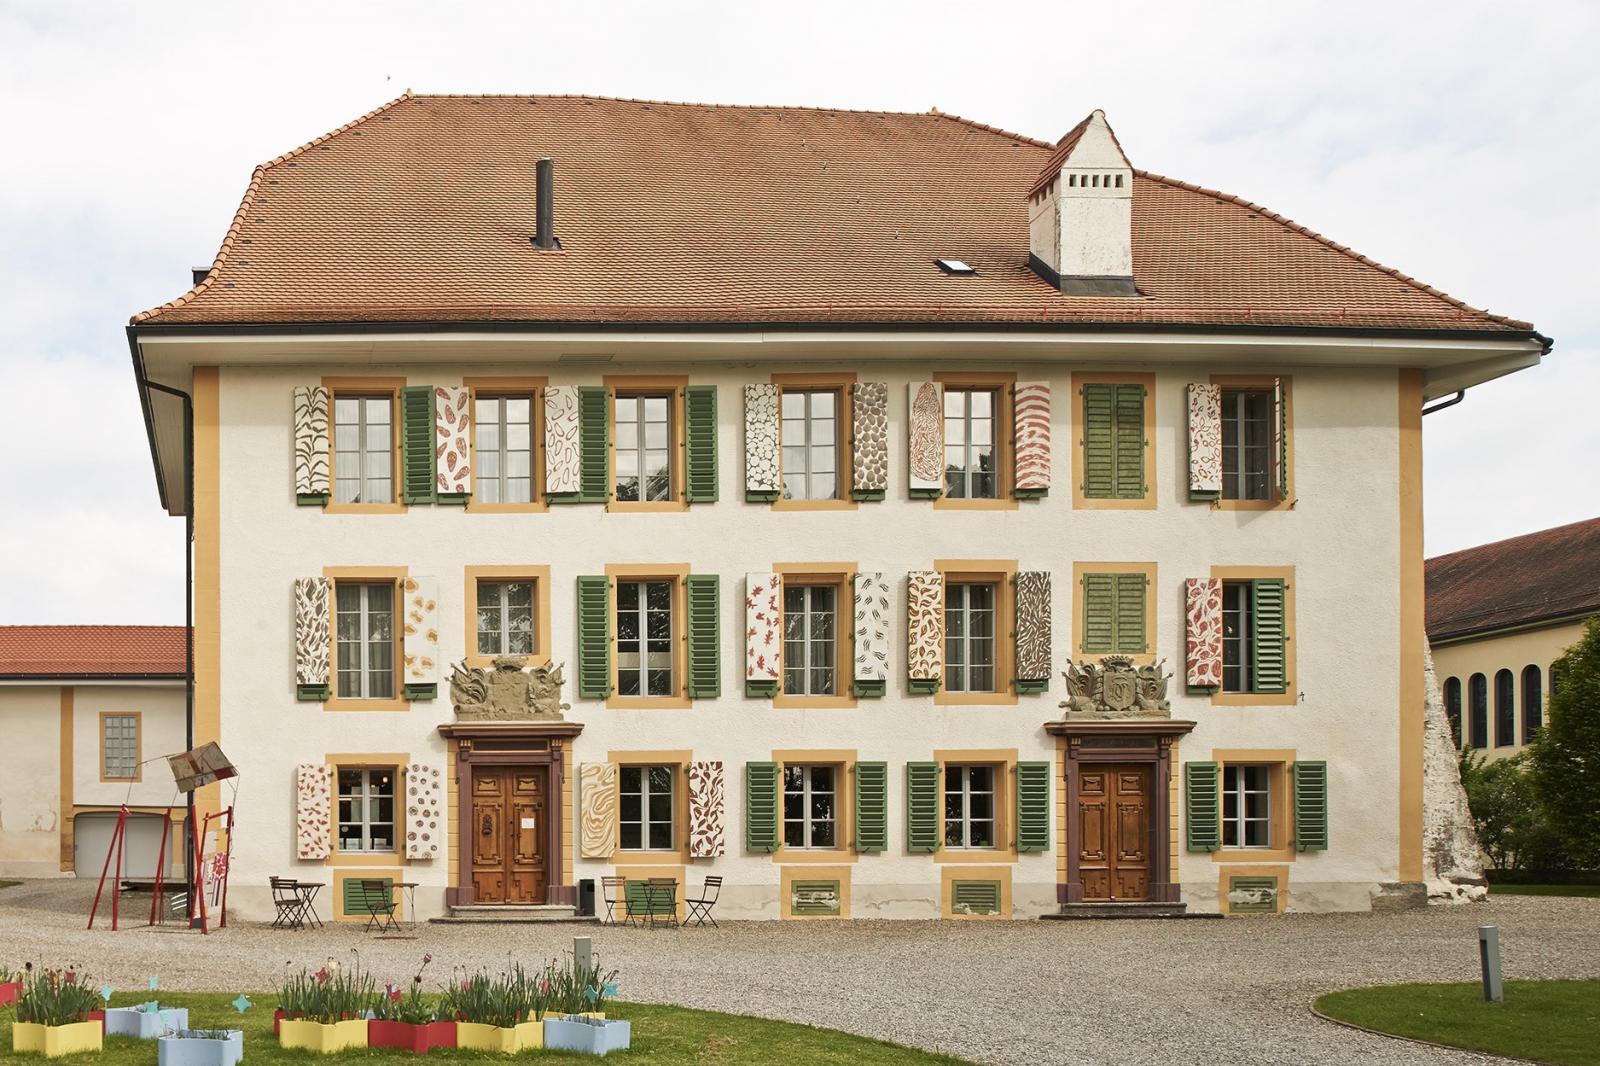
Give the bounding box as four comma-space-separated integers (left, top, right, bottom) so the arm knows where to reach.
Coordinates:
107, 1006, 189, 1039
543, 1016, 632, 1056
158, 1028, 244, 1066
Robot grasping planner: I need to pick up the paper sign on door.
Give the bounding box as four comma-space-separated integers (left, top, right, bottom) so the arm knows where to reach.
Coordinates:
520, 817, 537, 830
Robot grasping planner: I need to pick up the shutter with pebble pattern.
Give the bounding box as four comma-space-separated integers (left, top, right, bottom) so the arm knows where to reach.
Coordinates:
404, 763, 443, 860
851, 381, 888, 500
744, 384, 780, 501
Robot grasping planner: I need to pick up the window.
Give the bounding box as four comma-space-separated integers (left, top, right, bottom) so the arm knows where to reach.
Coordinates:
617, 579, 674, 697
945, 583, 997, 692
1468, 673, 1488, 749
474, 394, 534, 504
943, 388, 998, 499
335, 582, 396, 699
1494, 669, 1515, 747
1221, 389, 1273, 500
101, 714, 139, 780
1222, 765, 1271, 848
943, 764, 996, 849
333, 394, 393, 504
619, 765, 674, 850
780, 389, 839, 500
337, 768, 395, 852
614, 394, 673, 502
782, 764, 837, 849
783, 584, 836, 696
1222, 582, 1253, 693
1217, 577, 1289, 696
1522, 665, 1543, 742
476, 579, 535, 657
1443, 677, 1463, 746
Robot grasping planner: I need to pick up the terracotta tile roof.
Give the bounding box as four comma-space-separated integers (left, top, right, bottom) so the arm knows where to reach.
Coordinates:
1426, 518, 1600, 642
0, 625, 188, 678
132, 93, 1534, 334
1026, 113, 1094, 198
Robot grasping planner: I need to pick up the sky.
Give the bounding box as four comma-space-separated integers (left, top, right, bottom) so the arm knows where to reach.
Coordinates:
1, 0, 1596, 623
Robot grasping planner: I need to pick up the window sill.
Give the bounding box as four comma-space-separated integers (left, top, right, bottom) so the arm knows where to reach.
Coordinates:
606, 500, 688, 513
934, 846, 1018, 865
323, 697, 411, 712
773, 846, 854, 865
464, 653, 551, 670
1211, 846, 1296, 864
1071, 495, 1156, 511
466, 500, 549, 514
1214, 497, 1293, 512
323, 502, 407, 515
327, 850, 406, 868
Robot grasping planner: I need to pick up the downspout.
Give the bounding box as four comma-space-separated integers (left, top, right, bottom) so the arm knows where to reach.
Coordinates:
1422, 390, 1466, 416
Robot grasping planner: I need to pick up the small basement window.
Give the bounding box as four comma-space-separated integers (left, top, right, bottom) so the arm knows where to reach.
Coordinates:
935, 259, 976, 275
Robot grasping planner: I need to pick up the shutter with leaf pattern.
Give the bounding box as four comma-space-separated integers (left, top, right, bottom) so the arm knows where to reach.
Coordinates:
294, 577, 331, 701
745, 572, 781, 697
1187, 383, 1223, 501
906, 570, 944, 693
401, 575, 439, 700
908, 382, 944, 498
852, 571, 890, 696
433, 385, 472, 502
1185, 578, 1224, 690
544, 385, 582, 495
296, 763, 333, 860
688, 760, 725, 858
292, 385, 330, 505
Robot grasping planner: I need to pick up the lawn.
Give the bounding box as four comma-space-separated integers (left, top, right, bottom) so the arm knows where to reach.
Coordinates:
0, 880, 21, 890
3, 992, 973, 1064
1315, 980, 1600, 1066
1489, 883, 1600, 898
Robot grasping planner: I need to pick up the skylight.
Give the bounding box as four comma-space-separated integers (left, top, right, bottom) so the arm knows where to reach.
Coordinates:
935, 258, 976, 275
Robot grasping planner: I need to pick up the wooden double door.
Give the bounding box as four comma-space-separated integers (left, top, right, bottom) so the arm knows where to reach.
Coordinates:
1076, 763, 1152, 902
470, 766, 548, 905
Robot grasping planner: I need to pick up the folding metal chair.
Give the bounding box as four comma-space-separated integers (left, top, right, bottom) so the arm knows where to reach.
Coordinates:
684, 875, 722, 929
270, 877, 306, 929
601, 876, 626, 926
357, 879, 399, 933
646, 877, 680, 929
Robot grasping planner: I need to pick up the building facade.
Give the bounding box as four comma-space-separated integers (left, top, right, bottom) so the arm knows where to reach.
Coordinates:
127, 95, 1548, 920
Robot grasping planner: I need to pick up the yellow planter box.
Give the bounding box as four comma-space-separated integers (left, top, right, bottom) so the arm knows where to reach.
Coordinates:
457, 1021, 543, 1053
277, 1018, 368, 1053
13, 1020, 104, 1058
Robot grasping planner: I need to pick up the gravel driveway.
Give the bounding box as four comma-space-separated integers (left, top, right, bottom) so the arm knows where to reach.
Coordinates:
4, 880, 1595, 1065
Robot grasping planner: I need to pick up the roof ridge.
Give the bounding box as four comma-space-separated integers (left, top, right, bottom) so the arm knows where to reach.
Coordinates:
130, 91, 415, 325
924, 109, 1055, 150
1135, 169, 1533, 331
1427, 515, 1600, 564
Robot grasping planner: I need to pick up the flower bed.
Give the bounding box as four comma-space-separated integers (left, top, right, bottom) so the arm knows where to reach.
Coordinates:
11, 966, 104, 1058
273, 953, 373, 1054
156, 1028, 243, 1066
368, 954, 455, 1053
106, 1003, 189, 1039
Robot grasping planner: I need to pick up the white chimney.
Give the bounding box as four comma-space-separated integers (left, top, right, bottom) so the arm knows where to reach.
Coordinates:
1027, 110, 1136, 296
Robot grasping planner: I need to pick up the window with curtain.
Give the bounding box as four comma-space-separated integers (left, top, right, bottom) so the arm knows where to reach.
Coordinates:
616, 580, 674, 697
942, 388, 998, 499
945, 583, 997, 692
779, 389, 839, 500
333, 394, 393, 504
782, 583, 836, 696
336, 582, 396, 699
474, 394, 534, 503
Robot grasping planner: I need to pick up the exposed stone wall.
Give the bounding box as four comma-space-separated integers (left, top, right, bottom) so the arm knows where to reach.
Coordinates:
1422, 645, 1487, 902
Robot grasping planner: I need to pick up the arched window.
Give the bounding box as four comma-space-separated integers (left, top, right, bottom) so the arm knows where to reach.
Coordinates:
1494, 669, 1515, 747
1522, 665, 1543, 742
1551, 660, 1564, 697
1468, 673, 1489, 749
1443, 677, 1463, 747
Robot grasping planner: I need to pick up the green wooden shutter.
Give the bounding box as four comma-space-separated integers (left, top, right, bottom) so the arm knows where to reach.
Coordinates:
1227, 875, 1279, 913
1293, 760, 1328, 851
1185, 761, 1221, 852
745, 761, 779, 853
399, 386, 436, 504
854, 761, 888, 853
1015, 761, 1050, 853
578, 385, 610, 503
905, 761, 941, 854
1081, 573, 1116, 655
685, 574, 720, 698
1251, 578, 1287, 693
951, 880, 1001, 916
342, 876, 393, 917
1113, 383, 1146, 499
684, 385, 719, 503
576, 575, 612, 699
791, 879, 842, 916
1114, 572, 1148, 655
1081, 383, 1115, 499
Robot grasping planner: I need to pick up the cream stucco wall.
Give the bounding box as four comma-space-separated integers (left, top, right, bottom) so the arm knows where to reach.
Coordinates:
1431, 619, 1587, 760
212, 358, 1408, 920
73, 685, 189, 807
0, 687, 63, 877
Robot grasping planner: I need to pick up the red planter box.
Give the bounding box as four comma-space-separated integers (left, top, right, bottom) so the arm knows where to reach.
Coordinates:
86, 1009, 106, 1035
0, 981, 21, 1007
368, 1020, 457, 1053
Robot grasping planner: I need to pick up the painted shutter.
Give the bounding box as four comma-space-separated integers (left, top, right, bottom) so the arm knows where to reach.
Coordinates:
683, 385, 719, 503
744, 572, 782, 697
579, 762, 618, 858
687, 760, 726, 858
790, 879, 842, 916
400, 575, 439, 700
744, 384, 780, 501
908, 381, 944, 498
1083, 383, 1145, 499
433, 385, 472, 504
1184, 761, 1222, 852
295, 763, 333, 860
744, 761, 779, 853
951, 880, 1001, 916
1015, 761, 1050, 853
1014, 571, 1052, 692
576, 576, 612, 699
1251, 578, 1288, 694
293, 577, 331, 701
1292, 760, 1329, 851
343, 876, 393, 916
404, 762, 443, 860
544, 385, 582, 496
1187, 383, 1223, 501
400, 385, 437, 504
292, 385, 330, 505
853, 761, 888, 853
905, 761, 941, 853
1184, 577, 1224, 690
577, 386, 610, 503
850, 381, 888, 500
851, 571, 890, 697
1271, 376, 1289, 501
1081, 573, 1116, 656
906, 570, 944, 693
685, 574, 721, 698
1115, 572, 1148, 654
1013, 381, 1051, 497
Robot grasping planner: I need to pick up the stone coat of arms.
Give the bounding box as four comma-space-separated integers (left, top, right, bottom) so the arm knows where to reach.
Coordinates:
1059, 655, 1172, 718
449, 656, 571, 721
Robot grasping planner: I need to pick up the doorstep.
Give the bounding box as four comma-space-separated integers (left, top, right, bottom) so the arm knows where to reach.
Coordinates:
1042, 902, 1220, 920
431, 904, 595, 925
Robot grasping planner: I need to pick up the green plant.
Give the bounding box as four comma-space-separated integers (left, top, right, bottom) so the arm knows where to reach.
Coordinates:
0, 966, 21, 983
550, 953, 620, 1016
1459, 749, 1568, 872
273, 952, 374, 1025
15, 966, 100, 1026
373, 954, 436, 1024
1530, 618, 1600, 869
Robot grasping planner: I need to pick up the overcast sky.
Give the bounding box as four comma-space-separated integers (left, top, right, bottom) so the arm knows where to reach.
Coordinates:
1, 1, 1595, 623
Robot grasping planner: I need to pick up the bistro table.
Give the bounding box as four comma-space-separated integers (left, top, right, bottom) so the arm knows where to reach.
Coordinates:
394, 881, 420, 930
295, 881, 325, 929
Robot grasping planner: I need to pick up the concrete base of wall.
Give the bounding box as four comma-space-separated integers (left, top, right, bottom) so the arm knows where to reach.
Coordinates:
1370, 881, 1429, 913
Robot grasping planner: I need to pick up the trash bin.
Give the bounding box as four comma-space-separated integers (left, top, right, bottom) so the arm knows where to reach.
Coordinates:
578, 878, 596, 917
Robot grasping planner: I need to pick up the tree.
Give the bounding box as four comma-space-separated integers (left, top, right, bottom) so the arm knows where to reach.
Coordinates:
1528, 617, 1600, 869
1459, 749, 1564, 872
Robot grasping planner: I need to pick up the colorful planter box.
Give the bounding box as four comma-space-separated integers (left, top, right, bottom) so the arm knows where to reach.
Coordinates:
12, 1020, 105, 1058
0, 980, 22, 1007
543, 1016, 632, 1057
368, 1020, 457, 1053
456, 1020, 543, 1053
277, 1017, 368, 1053
106, 1006, 189, 1039
157, 1029, 244, 1066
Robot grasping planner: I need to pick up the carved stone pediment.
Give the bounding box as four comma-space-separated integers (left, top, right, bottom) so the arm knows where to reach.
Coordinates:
450, 656, 571, 721
1058, 655, 1172, 719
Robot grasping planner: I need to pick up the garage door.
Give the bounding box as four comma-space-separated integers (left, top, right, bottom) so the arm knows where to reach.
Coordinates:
73, 812, 181, 880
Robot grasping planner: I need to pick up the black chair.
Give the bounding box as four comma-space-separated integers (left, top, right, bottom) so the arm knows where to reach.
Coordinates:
270, 877, 306, 929
356, 879, 399, 933
684, 876, 722, 929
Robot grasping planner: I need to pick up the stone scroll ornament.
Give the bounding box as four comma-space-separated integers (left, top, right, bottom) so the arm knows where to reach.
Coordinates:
402, 576, 439, 689
744, 384, 781, 497
1014, 571, 1052, 682
745, 571, 782, 684
292, 385, 330, 499
579, 762, 618, 858
295, 763, 333, 860
294, 577, 331, 688
1187, 383, 1223, 499
908, 382, 944, 495
1013, 382, 1051, 493
853, 571, 891, 683
434, 386, 472, 496
404, 763, 443, 860
687, 760, 726, 858
1185, 577, 1225, 689
544, 385, 582, 495
851, 382, 888, 496
906, 570, 945, 683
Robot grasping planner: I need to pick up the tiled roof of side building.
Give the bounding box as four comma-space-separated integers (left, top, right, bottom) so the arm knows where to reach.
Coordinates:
0, 625, 188, 678
1426, 517, 1600, 642
132, 93, 1534, 334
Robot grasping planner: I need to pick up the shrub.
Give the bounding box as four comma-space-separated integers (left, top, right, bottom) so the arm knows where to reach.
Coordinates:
1529, 618, 1600, 869
1459, 749, 1568, 872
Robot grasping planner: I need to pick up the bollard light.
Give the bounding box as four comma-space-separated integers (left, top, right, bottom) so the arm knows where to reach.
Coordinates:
574, 935, 593, 975
1478, 925, 1504, 1002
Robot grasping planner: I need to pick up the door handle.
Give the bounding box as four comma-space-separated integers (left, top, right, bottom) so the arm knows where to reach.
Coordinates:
481, 813, 494, 836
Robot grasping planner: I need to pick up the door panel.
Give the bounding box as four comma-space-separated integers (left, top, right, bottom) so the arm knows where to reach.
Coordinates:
472, 772, 508, 903
469, 766, 550, 906
1076, 763, 1152, 902
507, 769, 548, 904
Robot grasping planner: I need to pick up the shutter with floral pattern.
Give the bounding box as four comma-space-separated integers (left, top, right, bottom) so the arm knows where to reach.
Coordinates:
688, 760, 726, 858
292, 385, 331, 505
1187, 383, 1223, 501
1185, 578, 1224, 690
296, 763, 333, 860
294, 577, 331, 701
